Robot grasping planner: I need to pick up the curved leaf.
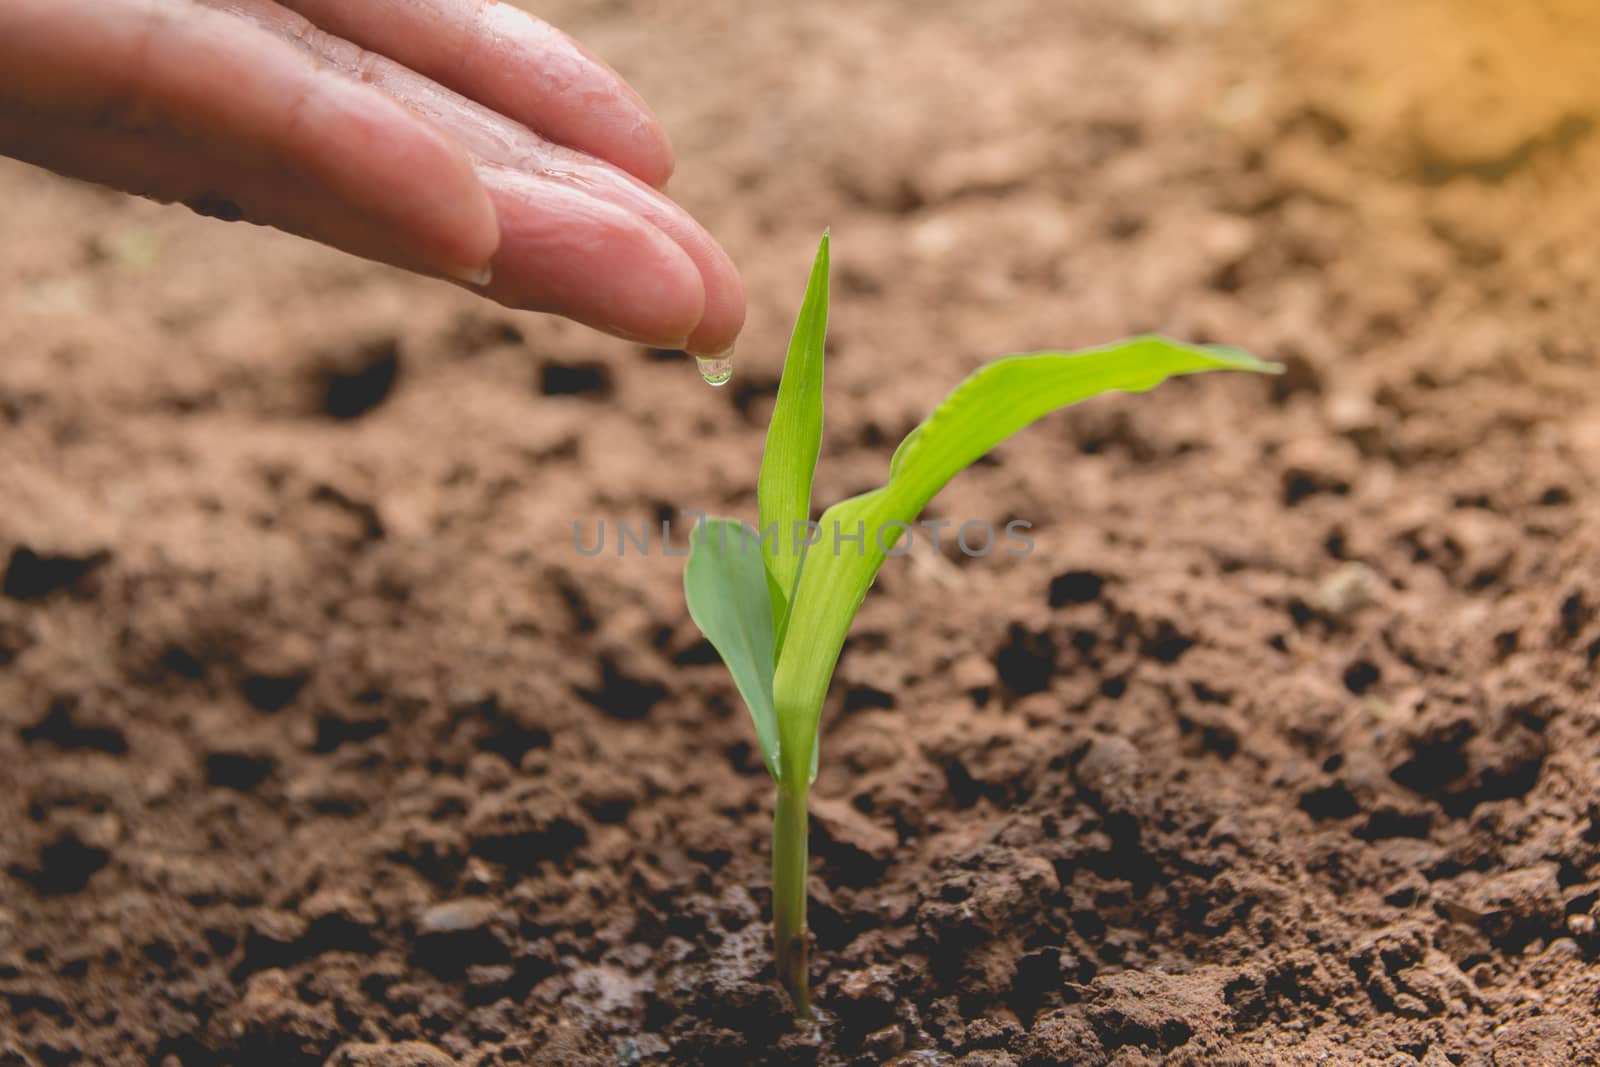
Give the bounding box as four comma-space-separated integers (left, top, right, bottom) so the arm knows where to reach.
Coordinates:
771, 337, 1279, 785
685, 517, 781, 779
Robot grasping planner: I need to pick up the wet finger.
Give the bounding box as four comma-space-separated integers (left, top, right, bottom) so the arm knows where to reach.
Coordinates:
273, 0, 676, 188
476, 164, 706, 349
1, 0, 499, 279
234, 13, 744, 355
531, 159, 746, 356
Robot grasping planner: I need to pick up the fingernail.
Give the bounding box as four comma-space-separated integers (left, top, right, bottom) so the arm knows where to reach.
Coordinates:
447, 264, 494, 287
694, 346, 734, 387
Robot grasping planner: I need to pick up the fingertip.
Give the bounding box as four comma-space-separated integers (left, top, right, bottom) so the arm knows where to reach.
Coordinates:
548, 81, 677, 191
463, 3, 678, 188
477, 166, 706, 349
629, 232, 706, 349
378, 94, 501, 275
448, 163, 502, 274
671, 222, 744, 356
524, 159, 743, 354
633, 121, 677, 191
683, 260, 746, 358
530, 14, 677, 188
431, 181, 501, 280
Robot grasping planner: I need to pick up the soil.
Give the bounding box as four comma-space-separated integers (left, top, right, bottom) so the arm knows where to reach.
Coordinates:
3, 1, 1599, 1065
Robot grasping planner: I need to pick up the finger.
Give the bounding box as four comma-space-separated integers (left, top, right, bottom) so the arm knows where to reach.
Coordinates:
515, 158, 746, 356
0, 0, 499, 280
273, 0, 675, 188
12, 122, 485, 284
220, 0, 744, 354
477, 164, 706, 348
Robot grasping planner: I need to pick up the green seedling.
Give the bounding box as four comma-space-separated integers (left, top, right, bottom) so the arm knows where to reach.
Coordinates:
683, 233, 1278, 1017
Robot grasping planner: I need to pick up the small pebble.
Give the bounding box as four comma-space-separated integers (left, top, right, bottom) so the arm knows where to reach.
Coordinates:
1075, 735, 1144, 813
1313, 561, 1381, 616
417, 899, 502, 935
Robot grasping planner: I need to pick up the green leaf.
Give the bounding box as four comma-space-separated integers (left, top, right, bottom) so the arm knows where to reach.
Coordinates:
684, 517, 781, 779
771, 337, 1280, 785
759, 232, 831, 647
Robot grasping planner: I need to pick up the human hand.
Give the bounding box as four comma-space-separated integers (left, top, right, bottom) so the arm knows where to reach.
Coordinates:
0, 0, 744, 357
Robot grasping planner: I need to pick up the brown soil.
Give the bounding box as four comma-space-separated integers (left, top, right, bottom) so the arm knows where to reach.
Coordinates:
3, 2, 1600, 1065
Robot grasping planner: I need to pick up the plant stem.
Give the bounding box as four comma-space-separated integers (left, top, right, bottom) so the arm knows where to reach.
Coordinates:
772, 784, 812, 1019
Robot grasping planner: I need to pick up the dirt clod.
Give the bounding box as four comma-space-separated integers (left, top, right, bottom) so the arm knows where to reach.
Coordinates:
327, 1043, 459, 1067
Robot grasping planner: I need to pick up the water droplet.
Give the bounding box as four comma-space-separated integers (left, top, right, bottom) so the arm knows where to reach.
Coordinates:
695, 352, 734, 387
